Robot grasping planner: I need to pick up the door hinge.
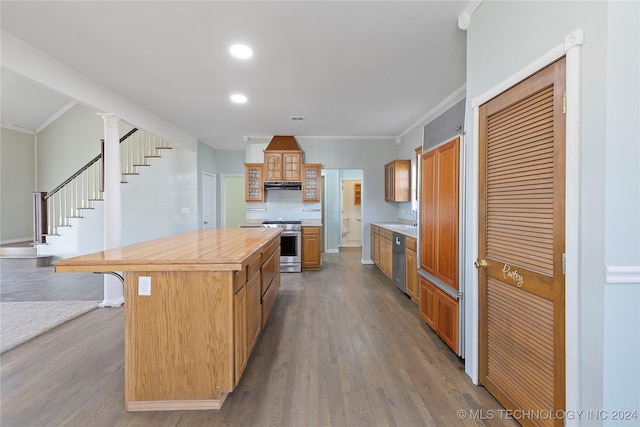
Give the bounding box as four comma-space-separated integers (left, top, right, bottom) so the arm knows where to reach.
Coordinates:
562, 92, 567, 114
562, 253, 566, 274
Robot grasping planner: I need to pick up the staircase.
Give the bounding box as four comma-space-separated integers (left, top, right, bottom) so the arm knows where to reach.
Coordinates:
34, 128, 172, 261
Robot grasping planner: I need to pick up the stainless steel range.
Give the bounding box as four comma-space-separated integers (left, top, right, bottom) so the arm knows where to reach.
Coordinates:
261, 220, 302, 273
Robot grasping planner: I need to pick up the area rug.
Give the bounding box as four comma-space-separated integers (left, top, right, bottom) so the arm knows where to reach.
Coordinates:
1, 301, 99, 353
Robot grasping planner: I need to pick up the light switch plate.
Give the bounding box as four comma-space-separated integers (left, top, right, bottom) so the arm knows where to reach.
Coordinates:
138, 276, 151, 296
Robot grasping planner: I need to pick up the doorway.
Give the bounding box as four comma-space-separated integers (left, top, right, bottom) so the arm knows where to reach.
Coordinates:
202, 172, 216, 229
222, 175, 246, 228
340, 179, 362, 247
478, 57, 566, 425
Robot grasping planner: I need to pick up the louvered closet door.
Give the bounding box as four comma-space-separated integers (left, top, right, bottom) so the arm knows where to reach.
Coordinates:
478, 58, 566, 427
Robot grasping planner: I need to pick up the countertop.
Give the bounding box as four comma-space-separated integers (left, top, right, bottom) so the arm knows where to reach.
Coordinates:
372, 222, 418, 238
55, 228, 282, 272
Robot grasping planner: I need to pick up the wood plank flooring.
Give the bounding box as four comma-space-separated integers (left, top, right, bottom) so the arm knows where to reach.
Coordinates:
0, 248, 516, 426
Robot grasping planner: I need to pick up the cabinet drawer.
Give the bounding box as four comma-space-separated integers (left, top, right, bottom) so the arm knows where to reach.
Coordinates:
261, 250, 278, 296
261, 239, 278, 264
380, 228, 393, 240
246, 252, 262, 282
406, 236, 417, 252
234, 268, 246, 293
302, 226, 320, 235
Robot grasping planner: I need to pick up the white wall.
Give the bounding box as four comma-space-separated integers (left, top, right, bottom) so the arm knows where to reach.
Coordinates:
0, 127, 35, 243
121, 144, 198, 244
36, 104, 103, 192
27, 105, 198, 253
466, 0, 639, 420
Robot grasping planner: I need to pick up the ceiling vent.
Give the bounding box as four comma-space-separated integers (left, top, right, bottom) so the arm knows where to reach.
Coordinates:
289, 116, 305, 121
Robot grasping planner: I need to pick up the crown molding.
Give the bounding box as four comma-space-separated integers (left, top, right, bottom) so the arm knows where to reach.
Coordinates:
397, 84, 466, 141
458, 0, 483, 30
244, 135, 396, 143
1, 123, 36, 134
35, 101, 76, 133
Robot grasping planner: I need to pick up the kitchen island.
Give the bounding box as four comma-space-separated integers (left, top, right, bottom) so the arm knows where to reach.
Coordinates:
55, 227, 282, 411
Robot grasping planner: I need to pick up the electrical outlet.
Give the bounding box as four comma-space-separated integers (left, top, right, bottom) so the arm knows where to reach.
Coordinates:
138, 276, 151, 296
181, 207, 191, 214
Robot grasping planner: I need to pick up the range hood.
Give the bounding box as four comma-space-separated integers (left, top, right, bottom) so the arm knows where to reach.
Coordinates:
265, 135, 302, 151
264, 181, 302, 191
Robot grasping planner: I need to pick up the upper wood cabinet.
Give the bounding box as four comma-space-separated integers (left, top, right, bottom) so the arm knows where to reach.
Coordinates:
264, 151, 302, 182
244, 163, 264, 202
384, 160, 411, 202
419, 138, 459, 289
302, 164, 321, 202
354, 182, 361, 205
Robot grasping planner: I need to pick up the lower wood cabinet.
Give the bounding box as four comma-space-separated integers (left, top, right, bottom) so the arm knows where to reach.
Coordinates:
419, 276, 458, 353
371, 225, 380, 265
234, 270, 248, 385
261, 247, 280, 325
233, 241, 280, 387
302, 226, 321, 270
247, 270, 261, 353
379, 228, 392, 278
405, 237, 418, 304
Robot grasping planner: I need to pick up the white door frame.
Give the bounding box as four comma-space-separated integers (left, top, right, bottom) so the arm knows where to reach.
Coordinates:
466, 29, 583, 421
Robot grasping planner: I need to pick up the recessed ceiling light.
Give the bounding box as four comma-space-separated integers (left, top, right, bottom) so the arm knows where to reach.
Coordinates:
229, 44, 253, 59
230, 94, 248, 104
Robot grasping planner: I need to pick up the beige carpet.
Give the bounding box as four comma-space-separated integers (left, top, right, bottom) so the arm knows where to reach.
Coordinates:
1, 301, 99, 353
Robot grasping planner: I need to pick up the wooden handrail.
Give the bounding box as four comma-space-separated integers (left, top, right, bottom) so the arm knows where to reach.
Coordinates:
44, 128, 138, 200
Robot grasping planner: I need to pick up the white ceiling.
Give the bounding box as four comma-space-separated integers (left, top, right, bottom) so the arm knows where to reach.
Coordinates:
1, 1, 468, 150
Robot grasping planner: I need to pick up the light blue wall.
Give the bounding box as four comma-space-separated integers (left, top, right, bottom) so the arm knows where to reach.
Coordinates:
603, 0, 640, 419
0, 127, 35, 243
467, 0, 639, 419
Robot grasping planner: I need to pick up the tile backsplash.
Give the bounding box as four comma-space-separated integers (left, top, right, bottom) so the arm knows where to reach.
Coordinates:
246, 190, 321, 222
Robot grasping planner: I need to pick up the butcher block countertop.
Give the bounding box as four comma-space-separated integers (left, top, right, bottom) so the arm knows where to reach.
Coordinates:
55, 227, 282, 272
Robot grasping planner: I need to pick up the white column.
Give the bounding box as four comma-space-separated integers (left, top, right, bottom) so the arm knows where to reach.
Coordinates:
99, 114, 124, 307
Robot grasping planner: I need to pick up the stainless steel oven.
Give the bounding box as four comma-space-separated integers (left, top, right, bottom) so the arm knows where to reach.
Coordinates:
261, 220, 302, 272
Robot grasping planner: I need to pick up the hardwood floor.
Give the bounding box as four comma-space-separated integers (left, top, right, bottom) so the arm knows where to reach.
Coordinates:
0, 248, 515, 426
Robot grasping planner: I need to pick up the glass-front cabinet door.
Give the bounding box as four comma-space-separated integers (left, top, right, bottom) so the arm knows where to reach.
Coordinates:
302, 164, 321, 202
244, 163, 264, 202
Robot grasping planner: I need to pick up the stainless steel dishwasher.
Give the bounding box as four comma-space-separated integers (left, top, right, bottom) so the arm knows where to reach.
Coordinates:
392, 232, 406, 293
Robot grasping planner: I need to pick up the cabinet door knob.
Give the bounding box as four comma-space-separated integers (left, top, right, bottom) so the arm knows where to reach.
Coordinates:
474, 259, 487, 269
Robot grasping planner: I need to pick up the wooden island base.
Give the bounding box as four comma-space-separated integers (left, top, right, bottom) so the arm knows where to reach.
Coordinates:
56, 228, 281, 411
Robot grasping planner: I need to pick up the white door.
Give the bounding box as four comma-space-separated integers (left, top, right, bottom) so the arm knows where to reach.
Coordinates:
203, 172, 216, 228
